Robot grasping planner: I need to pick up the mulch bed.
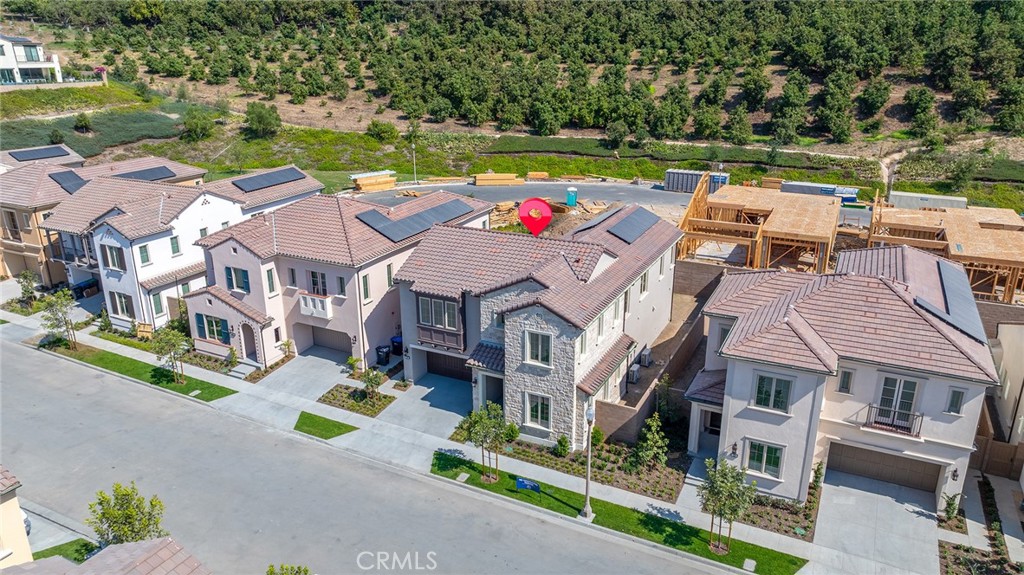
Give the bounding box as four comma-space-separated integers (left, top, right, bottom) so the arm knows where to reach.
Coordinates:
939, 476, 1023, 575
938, 509, 969, 535
244, 354, 294, 383
735, 462, 823, 541
318, 384, 395, 417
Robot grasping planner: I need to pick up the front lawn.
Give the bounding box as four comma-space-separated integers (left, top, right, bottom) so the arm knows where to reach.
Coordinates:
33, 538, 98, 563
46, 341, 236, 401
317, 384, 395, 417
431, 452, 806, 575
0, 319, 9, 325
294, 411, 357, 439
1, 298, 45, 316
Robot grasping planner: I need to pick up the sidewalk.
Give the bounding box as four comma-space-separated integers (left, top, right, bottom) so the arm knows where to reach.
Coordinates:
988, 475, 1024, 563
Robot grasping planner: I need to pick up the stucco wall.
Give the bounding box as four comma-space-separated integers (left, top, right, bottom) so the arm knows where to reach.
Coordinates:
622, 247, 675, 353
994, 324, 1024, 443
0, 490, 32, 569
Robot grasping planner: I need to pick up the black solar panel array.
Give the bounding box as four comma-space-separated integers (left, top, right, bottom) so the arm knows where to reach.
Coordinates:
48, 171, 88, 194
570, 206, 622, 235
357, 199, 474, 242
914, 259, 987, 344
114, 166, 176, 182
607, 208, 660, 244
9, 146, 70, 162
232, 167, 305, 192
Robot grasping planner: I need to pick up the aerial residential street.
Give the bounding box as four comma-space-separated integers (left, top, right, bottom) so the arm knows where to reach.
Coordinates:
0, 337, 721, 575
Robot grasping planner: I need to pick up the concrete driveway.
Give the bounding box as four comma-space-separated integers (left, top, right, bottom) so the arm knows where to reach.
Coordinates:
257, 345, 348, 398
808, 470, 939, 575
376, 374, 473, 439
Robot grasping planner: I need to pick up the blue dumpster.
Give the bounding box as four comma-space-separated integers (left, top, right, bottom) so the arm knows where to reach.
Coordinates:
566, 187, 578, 207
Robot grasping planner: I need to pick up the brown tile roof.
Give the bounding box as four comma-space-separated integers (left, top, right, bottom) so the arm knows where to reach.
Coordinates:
0, 143, 85, 170
139, 262, 207, 291
684, 369, 727, 406
75, 537, 210, 575
577, 334, 636, 395
75, 157, 206, 183
40, 176, 201, 235
0, 464, 22, 494
183, 285, 271, 326
202, 165, 322, 209
706, 246, 998, 383
466, 342, 505, 372
1, 556, 77, 573
197, 191, 492, 267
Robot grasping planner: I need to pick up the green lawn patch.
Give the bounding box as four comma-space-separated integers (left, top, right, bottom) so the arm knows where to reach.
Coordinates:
0, 319, 9, 324
0, 298, 45, 316
1, 105, 183, 157
0, 82, 143, 120
318, 384, 395, 417
294, 411, 358, 439
48, 342, 236, 401
92, 329, 154, 352
33, 538, 98, 563
431, 452, 805, 575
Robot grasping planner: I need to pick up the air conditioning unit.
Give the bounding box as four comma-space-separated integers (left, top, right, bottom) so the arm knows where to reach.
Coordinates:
627, 364, 641, 384
639, 348, 653, 367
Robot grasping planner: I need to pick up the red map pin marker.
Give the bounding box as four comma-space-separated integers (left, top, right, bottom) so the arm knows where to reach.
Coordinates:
518, 198, 553, 237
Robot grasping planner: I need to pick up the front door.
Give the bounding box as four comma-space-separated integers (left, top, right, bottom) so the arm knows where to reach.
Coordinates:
484, 375, 503, 406
877, 377, 917, 431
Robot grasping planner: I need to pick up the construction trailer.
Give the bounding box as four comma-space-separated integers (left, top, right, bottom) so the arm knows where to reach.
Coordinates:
677, 173, 840, 273
868, 197, 1024, 304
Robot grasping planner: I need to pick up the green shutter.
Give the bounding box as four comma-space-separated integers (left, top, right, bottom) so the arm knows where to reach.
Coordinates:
218, 319, 230, 344
195, 313, 206, 339
225, 267, 234, 290
240, 269, 250, 293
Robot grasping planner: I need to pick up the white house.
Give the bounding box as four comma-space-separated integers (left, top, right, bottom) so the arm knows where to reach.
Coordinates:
686, 245, 999, 509
184, 191, 492, 368
0, 33, 62, 85
395, 205, 682, 449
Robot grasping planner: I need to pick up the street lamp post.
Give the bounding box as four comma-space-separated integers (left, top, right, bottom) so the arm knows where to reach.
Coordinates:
411, 143, 417, 184
580, 403, 596, 520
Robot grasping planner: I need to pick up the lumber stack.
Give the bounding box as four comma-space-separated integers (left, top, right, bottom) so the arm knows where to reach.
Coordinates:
561, 174, 587, 181
760, 177, 783, 190
397, 190, 422, 197
527, 171, 550, 180
578, 199, 608, 214
353, 174, 397, 192
491, 201, 519, 227
425, 176, 468, 183
474, 172, 525, 186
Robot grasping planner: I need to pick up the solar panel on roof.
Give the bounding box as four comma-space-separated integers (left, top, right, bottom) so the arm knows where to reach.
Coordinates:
607, 208, 660, 244
913, 259, 987, 344
9, 146, 70, 162
357, 199, 474, 242
113, 165, 176, 182
48, 171, 87, 194
232, 167, 305, 192
571, 207, 622, 235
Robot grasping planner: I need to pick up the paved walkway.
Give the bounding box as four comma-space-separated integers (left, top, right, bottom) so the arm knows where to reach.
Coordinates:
963, 469, 993, 551
988, 474, 1024, 563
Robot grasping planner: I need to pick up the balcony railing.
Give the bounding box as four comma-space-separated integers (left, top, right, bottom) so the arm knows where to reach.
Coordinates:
2, 227, 23, 243
864, 404, 923, 437
299, 292, 332, 319
417, 324, 464, 351
54, 252, 98, 269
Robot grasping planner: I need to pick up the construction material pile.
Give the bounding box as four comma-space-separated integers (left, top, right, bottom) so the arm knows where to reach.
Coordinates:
353, 174, 397, 192
490, 198, 610, 229
474, 172, 525, 186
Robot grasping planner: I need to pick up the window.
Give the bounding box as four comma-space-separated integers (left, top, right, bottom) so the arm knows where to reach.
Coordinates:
24, 46, 40, 62
837, 370, 854, 394
659, 254, 665, 278
225, 267, 250, 293
526, 331, 552, 367
151, 293, 164, 316
419, 297, 432, 324
274, 327, 281, 343
266, 269, 276, 294
0, 45, 4, 56
180, 283, 190, 295
718, 324, 732, 351
108, 292, 134, 319
443, 301, 457, 329
754, 375, 792, 412
597, 314, 604, 339
195, 313, 229, 344
578, 330, 588, 356
362, 274, 371, 300
527, 393, 551, 428
288, 268, 296, 287
221, 221, 229, 230
231, 247, 237, 255
946, 388, 966, 415
22, 213, 31, 228
419, 297, 458, 329
169, 236, 180, 255
100, 245, 126, 271
748, 441, 783, 479
138, 244, 150, 265
494, 311, 505, 330
613, 297, 621, 323
199, 227, 208, 238
308, 270, 327, 296
337, 277, 346, 296
639, 271, 649, 296
386, 263, 394, 287
624, 288, 631, 315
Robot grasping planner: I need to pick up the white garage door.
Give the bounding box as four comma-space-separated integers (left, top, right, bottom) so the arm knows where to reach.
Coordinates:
311, 326, 352, 355
828, 443, 940, 492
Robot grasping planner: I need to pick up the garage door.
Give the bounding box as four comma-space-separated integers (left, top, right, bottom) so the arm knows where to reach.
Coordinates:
828, 443, 940, 492
311, 326, 352, 354
426, 351, 472, 381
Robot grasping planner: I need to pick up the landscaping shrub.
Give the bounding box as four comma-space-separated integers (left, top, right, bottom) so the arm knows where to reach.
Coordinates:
552, 435, 570, 457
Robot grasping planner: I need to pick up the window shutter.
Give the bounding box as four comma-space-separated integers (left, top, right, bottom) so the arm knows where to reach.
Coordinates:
124, 294, 135, 319
101, 245, 110, 267
195, 313, 207, 339
219, 320, 230, 344
241, 270, 250, 293
116, 247, 125, 269
225, 267, 234, 290
109, 291, 118, 315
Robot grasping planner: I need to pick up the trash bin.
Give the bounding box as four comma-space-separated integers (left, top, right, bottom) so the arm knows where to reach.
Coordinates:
391, 335, 403, 356
375, 345, 391, 366
566, 187, 578, 207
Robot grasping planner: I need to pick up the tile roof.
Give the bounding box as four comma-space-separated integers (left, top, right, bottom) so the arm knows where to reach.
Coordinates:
182, 285, 272, 326
0, 143, 84, 170
684, 369, 728, 406
577, 334, 636, 395
0, 162, 75, 208
74, 157, 206, 183
40, 176, 201, 235
0, 464, 22, 494
197, 191, 492, 267
202, 165, 322, 209
2, 537, 212, 575
706, 245, 998, 383
466, 341, 505, 372
139, 261, 207, 291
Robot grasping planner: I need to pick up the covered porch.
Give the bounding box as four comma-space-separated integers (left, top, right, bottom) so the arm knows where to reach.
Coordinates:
684, 368, 726, 458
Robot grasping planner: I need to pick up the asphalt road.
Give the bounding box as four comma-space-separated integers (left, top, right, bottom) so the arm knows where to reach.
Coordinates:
0, 337, 722, 575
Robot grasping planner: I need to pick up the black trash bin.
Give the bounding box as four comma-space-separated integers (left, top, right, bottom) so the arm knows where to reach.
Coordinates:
375, 345, 391, 366
391, 335, 403, 356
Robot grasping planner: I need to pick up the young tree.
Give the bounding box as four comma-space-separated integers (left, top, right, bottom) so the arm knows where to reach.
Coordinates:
698, 459, 756, 552
86, 481, 169, 546
113, 55, 139, 82
692, 104, 722, 140
16, 270, 37, 302
857, 77, 891, 118
604, 120, 629, 149
245, 102, 281, 138
40, 288, 77, 350
360, 368, 386, 400
151, 328, 190, 385
182, 107, 214, 142
628, 412, 669, 471
725, 106, 752, 145
740, 64, 771, 111
366, 120, 399, 143
466, 401, 517, 482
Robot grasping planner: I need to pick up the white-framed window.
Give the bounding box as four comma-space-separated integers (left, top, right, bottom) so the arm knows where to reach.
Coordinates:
578, 329, 588, 356
613, 296, 621, 323
362, 274, 370, 300
718, 324, 731, 351
225, 267, 250, 293
494, 311, 505, 330
266, 269, 276, 294
288, 268, 296, 287
526, 331, 552, 367
386, 263, 394, 287
748, 441, 783, 479
946, 388, 966, 415
837, 370, 854, 394
180, 282, 190, 295
527, 393, 551, 429
100, 244, 126, 271
231, 247, 237, 255
309, 270, 327, 296
754, 374, 792, 413
151, 293, 165, 316
22, 213, 31, 228
597, 313, 605, 339
138, 244, 151, 265
639, 271, 649, 296
659, 254, 665, 278
169, 236, 181, 255
199, 227, 208, 238
419, 297, 458, 329
273, 327, 281, 342
337, 276, 346, 296
623, 288, 631, 315
108, 291, 134, 318
221, 221, 229, 230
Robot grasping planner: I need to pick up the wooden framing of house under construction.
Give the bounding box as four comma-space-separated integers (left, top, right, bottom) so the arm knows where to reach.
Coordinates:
677, 174, 841, 273
868, 195, 1024, 303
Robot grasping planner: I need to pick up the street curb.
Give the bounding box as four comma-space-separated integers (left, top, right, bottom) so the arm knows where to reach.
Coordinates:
20, 498, 96, 543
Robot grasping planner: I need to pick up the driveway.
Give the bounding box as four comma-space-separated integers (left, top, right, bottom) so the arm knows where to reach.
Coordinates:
376, 374, 473, 439
256, 345, 348, 399
809, 470, 939, 575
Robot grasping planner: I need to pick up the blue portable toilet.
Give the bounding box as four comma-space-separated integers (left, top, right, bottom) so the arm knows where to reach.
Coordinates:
566, 187, 578, 207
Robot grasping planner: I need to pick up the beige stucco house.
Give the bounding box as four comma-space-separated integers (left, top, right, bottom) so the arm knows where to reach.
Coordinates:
0, 466, 32, 569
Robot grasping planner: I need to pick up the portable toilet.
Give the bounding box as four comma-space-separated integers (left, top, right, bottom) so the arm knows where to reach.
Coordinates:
566, 187, 578, 207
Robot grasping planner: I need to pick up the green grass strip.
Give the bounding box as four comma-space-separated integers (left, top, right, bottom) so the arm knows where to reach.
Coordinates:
0, 319, 9, 324
431, 452, 806, 575
51, 343, 236, 401
33, 538, 98, 563
294, 411, 358, 439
